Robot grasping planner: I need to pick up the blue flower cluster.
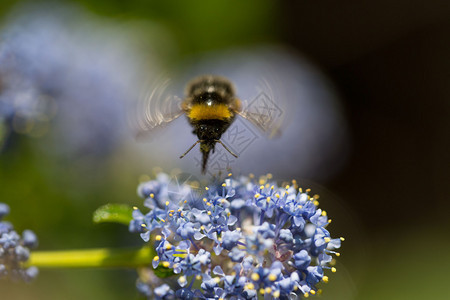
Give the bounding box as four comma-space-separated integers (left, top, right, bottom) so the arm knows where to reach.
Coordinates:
130, 173, 343, 299
0, 203, 39, 282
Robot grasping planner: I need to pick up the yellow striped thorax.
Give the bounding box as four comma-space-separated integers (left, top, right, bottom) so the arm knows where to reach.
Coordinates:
187, 103, 233, 121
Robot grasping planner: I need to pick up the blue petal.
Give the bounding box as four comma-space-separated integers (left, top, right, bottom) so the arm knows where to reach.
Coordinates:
213, 265, 225, 276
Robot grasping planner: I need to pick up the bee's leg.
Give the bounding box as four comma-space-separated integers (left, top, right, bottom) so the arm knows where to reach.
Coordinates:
215, 140, 238, 158
180, 140, 203, 159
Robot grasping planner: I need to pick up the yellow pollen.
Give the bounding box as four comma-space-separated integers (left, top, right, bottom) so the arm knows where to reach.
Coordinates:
259, 288, 265, 295
165, 243, 172, 250
180, 212, 184, 217
267, 173, 272, 179
266, 197, 271, 203
222, 183, 226, 187
285, 185, 290, 189
336, 252, 341, 257
299, 188, 303, 193
251, 273, 260, 281
275, 194, 280, 198
236, 227, 241, 231
268, 273, 277, 281
245, 283, 255, 290
306, 188, 311, 193
293, 285, 298, 291
178, 208, 182, 211
328, 219, 332, 223
179, 276, 186, 284
206, 202, 211, 206
271, 185, 274, 190
227, 212, 231, 217
162, 261, 170, 268
196, 274, 202, 280
214, 277, 221, 284
205, 187, 209, 191
313, 200, 320, 206
200, 225, 205, 230
273, 290, 280, 298
160, 219, 165, 223
297, 205, 303, 209
153, 256, 159, 261
184, 200, 187, 204
260, 185, 264, 190
132, 206, 138, 210
331, 267, 337, 273
310, 290, 316, 295
221, 199, 225, 204
340, 237, 345, 241
207, 211, 211, 215
313, 194, 320, 199
219, 298, 224, 300
141, 224, 146, 228
304, 292, 309, 298
265, 287, 272, 294
155, 235, 162, 241
169, 210, 175, 213
203, 198, 207, 202
150, 193, 154, 198
322, 276, 329, 283
254, 193, 261, 198
265, 183, 270, 188
228, 173, 232, 177
322, 211, 327, 216
169, 213, 173, 217
324, 237, 331, 243
165, 201, 169, 206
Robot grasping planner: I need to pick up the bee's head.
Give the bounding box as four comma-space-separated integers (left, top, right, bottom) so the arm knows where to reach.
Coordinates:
196, 124, 222, 141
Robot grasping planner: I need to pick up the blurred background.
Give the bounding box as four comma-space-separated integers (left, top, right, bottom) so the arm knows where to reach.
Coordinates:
0, 0, 448, 299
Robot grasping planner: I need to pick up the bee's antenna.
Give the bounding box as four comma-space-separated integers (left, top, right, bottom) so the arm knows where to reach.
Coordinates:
215, 140, 238, 158
180, 140, 203, 159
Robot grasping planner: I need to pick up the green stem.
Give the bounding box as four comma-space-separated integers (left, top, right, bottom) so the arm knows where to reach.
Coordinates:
28, 246, 155, 269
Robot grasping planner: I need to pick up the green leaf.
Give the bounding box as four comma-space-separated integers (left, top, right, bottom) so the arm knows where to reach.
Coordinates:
153, 265, 175, 278
93, 203, 133, 225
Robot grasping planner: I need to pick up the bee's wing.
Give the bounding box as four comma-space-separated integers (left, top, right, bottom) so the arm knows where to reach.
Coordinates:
235, 78, 283, 138
130, 76, 185, 140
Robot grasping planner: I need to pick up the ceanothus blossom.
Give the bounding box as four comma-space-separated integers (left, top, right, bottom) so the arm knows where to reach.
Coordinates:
130, 173, 343, 299
0, 203, 38, 282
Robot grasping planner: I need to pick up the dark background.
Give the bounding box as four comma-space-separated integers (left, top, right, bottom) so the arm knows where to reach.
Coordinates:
282, 2, 450, 298
281, 0, 450, 231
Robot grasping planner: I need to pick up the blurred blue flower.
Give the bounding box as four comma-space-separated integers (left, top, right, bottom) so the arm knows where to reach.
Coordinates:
0, 202, 38, 282
130, 172, 343, 299
0, 3, 146, 158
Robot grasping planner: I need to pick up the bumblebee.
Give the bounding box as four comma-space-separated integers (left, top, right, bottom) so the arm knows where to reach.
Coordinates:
179, 76, 241, 173
134, 75, 278, 174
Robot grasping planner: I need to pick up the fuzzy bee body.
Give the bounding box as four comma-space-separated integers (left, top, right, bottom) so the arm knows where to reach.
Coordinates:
134, 74, 278, 175
182, 76, 240, 173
